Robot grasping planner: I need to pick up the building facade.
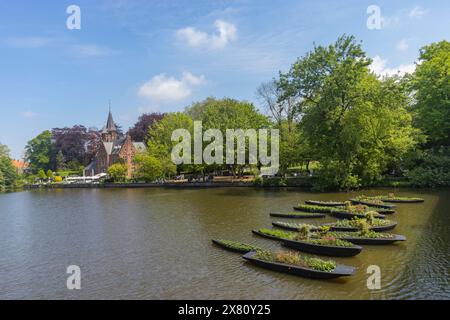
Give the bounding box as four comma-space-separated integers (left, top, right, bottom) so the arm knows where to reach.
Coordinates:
85, 111, 146, 178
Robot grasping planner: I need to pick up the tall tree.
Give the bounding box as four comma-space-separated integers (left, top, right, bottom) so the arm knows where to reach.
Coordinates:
257, 80, 298, 130
412, 40, 450, 147
25, 131, 53, 173
146, 112, 190, 178
128, 113, 165, 142
199, 98, 272, 177
51, 125, 101, 167
280, 35, 418, 189
0, 142, 17, 189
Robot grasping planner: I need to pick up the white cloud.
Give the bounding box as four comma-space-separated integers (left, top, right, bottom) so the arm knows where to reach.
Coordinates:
21, 111, 37, 118
176, 20, 237, 49
409, 6, 428, 19
176, 28, 209, 47
4, 36, 51, 48
138, 72, 205, 102
72, 44, 114, 57
370, 56, 416, 77
396, 38, 409, 51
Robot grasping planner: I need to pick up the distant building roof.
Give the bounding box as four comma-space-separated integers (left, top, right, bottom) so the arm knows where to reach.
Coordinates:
11, 159, 29, 169
102, 110, 117, 133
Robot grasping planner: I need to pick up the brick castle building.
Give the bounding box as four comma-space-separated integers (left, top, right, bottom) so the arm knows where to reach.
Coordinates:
85, 111, 146, 178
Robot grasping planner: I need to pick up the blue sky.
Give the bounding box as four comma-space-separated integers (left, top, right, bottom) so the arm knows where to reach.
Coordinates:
0, 0, 449, 159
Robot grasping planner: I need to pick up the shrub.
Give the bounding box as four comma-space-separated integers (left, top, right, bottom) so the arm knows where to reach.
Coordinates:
107, 163, 128, 183
38, 169, 47, 180
406, 148, 450, 187
133, 154, 163, 182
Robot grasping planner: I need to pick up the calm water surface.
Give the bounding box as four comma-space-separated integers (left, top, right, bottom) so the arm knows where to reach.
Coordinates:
0, 187, 449, 299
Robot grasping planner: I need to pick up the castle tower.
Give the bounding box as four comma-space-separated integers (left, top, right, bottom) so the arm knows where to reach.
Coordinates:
101, 109, 118, 142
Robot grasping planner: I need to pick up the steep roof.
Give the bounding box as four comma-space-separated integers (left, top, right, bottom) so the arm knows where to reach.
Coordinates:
102, 110, 117, 133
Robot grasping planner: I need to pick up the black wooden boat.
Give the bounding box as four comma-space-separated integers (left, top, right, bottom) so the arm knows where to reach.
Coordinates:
252, 230, 362, 257
211, 239, 259, 254
335, 234, 406, 245
350, 199, 396, 209
270, 212, 326, 219
273, 221, 397, 232
242, 251, 355, 279
326, 221, 398, 232
379, 198, 424, 203
281, 238, 363, 257
252, 229, 285, 241
272, 221, 320, 232
373, 208, 396, 214
305, 200, 345, 207
330, 210, 386, 220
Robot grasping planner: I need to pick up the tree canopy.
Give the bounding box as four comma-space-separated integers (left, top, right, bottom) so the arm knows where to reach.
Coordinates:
276, 35, 419, 189
412, 40, 450, 147
128, 113, 165, 142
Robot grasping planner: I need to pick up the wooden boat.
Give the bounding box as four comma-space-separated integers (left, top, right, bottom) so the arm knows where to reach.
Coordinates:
272, 221, 320, 232
379, 198, 424, 203
327, 221, 398, 232
211, 239, 260, 254
335, 234, 406, 245
252, 230, 362, 257
330, 210, 386, 220
270, 212, 326, 219
373, 208, 396, 214
350, 199, 396, 209
273, 220, 398, 232
252, 229, 286, 241
305, 200, 345, 207
293, 205, 336, 213
281, 238, 363, 257
243, 251, 356, 279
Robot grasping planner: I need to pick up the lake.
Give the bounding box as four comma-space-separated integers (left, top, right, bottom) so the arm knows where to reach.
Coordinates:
0, 187, 449, 299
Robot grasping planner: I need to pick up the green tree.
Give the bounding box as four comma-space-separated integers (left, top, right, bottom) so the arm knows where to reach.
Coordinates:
198, 98, 272, 178
0, 143, 10, 158
184, 97, 219, 120
412, 40, 450, 147
56, 150, 66, 171
107, 163, 128, 183
279, 35, 418, 190
0, 169, 4, 192
0, 142, 18, 190
133, 154, 164, 182
25, 130, 53, 173
47, 170, 54, 179
147, 112, 191, 177
38, 169, 47, 180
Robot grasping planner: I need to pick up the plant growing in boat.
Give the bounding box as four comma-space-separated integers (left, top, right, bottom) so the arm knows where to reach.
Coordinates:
258, 228, 296, 240
213, 239, 261, 252
297, 224, 312, 240
334, 217, 392, 228
253, 249, 336, 272
326, 231, 395, 239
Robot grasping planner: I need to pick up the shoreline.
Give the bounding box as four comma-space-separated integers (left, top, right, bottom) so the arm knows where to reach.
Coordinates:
21, 182, 446, 192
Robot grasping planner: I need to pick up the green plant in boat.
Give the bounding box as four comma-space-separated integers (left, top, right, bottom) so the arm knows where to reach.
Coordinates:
214, 239, 261, 252
253, 249, 336, 272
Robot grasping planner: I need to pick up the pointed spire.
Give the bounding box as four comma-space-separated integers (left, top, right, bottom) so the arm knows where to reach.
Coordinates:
105, 102, 117, 131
